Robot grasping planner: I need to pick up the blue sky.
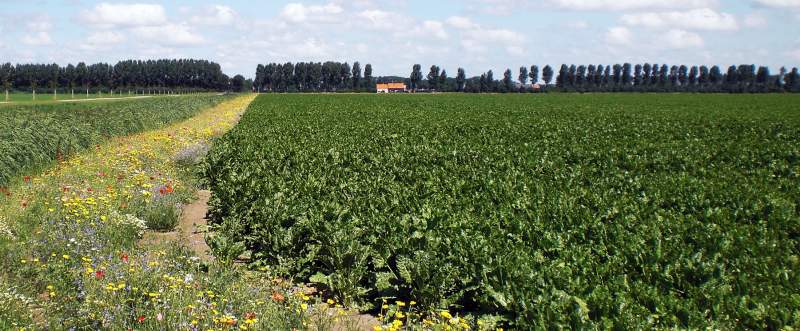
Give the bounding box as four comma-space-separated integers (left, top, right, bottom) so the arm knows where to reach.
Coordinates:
0, 0, 799, 79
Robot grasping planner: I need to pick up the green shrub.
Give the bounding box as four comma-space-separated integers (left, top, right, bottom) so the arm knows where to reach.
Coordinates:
143, 196, 181, 232
201, 93, 800, 329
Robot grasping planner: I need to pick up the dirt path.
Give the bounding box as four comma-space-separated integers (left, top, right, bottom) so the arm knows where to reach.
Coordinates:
140, 190, 213, 261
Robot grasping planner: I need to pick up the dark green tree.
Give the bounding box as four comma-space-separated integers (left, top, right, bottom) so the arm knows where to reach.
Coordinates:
410, 64, 423, 91
456, 68, 466, 92
541, 65, 553, 87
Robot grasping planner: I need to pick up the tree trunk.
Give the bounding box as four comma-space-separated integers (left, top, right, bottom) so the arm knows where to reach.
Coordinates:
33, 89, 36, 101
53, 88, 56, 101
86, 88, 89, 98
4, 89, 7, 102
71, 89, 74, 99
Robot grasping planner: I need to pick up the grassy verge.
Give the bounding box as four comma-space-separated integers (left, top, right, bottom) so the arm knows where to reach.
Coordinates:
0, 94, 346, 330
0, 95, 229, 187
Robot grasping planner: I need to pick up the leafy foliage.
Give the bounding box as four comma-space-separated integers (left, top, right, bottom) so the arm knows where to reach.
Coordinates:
201, 93, 800, 329
0, 95, 227, 186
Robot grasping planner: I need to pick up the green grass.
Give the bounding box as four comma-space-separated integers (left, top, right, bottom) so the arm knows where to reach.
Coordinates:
201, 93, 800, 329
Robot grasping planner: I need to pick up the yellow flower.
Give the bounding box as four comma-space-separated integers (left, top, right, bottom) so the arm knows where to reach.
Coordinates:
326, 299, 335, 305
302, 295, 310, 301
410, 301, 417, 306
301, 303, 308, 310
62, 255, 70, 260
395, 301, 406, 307
395, 311, 405, 319
373, 326, 383, 331
440, 311, 453, 319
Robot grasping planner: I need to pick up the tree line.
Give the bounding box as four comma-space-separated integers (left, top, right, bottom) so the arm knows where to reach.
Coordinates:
254, 61, 374, 92
0, 59, 232, 98
407, 64, 800, 93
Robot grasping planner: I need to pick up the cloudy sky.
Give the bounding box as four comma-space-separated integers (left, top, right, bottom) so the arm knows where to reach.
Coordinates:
1, 0, 799, 78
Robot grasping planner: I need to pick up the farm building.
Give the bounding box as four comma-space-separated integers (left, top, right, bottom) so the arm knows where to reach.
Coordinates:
376, 82, 407, 93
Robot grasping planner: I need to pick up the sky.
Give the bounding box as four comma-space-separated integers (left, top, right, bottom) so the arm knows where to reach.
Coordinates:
0, 0, 799, 79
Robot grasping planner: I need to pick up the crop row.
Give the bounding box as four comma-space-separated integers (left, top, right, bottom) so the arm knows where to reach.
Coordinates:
0, 95, 227, 186
201, 93, 800, 329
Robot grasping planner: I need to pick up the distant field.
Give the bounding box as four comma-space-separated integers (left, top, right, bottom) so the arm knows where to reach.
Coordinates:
202, 93, 800, 329
0, 91, 203, 105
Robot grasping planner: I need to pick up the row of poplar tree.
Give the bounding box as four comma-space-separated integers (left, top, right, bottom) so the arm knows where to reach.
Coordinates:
254, 61, 374, 92
408, 64, 800, 93
0, 59, 231, 94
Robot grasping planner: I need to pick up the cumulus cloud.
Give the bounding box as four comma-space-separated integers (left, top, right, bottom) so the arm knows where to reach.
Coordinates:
663, 29, 704, 49
605, 27, 632, 45
190, 5, 238, 26
754, 0, 800, 8
27, 15, 53, 32
22, 31, 52, 46
132, 24, 205, 46
280, 3, 343, 24
395, 20, 449, 40
446, 15, 525, 55
79, 3, 167, 28
744, 13, 768, 28
546, 0, 716, 11
446, 16, 480, 30
620, 8, 738, 31
357, 9, 410, 30
87, 31, 126, 45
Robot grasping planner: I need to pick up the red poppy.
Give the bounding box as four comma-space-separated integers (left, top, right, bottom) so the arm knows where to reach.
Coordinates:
21, 200, 28, 209
98, 172, 106, 178
1, 187, 10, 197
159, 187, 167, 195
137, 315, 145, 323
165, 185, 174, 194
121, 253, 129, 263
245, 312, 257, 320
87, 187, 93, 193
271, 292, 285, 303
23, 176, 31, 183
95, 270, 105, 280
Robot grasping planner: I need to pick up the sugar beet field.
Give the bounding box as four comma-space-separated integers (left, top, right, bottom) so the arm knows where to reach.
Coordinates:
201, 94, 800, 329
1, 93, 798, 330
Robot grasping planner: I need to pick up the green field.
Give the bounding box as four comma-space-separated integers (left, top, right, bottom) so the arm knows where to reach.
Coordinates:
201, 93, 800, 329
0, 95, 228, 186
0, 91, 208, 105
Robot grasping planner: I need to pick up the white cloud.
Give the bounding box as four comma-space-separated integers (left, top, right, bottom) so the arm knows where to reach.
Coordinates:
754, 0, 800, 8
132, 24, 204, 46
27, 15, 52, 32
280, 3, 343, 24
79, 3, 167, 28
402, 20, 449, 40
87, 31, 126, 45
546, 0, 717, 11
470, 28, 524, 44
190, 5, 238, 26
605, 27, 632, 45
620, 8, 738, 31
664, 29, 704, 49
446, 16, 480, 30
21, 31, 52, 46
506, 45, 525, 56
358, 9, 410, 30
744, 13, 768, 28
